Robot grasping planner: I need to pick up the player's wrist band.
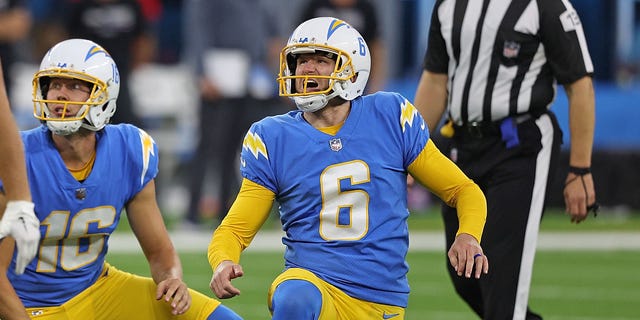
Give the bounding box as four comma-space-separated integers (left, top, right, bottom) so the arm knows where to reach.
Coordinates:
568, 166, 591, 175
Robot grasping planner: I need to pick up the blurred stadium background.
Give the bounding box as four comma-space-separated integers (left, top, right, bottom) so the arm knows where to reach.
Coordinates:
10, 0, 640, 216
4, 1, 640, 318
7, 0, 640, 218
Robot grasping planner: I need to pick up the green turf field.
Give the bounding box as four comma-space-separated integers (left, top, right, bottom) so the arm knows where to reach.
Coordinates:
107, 247, 640, 319
108, 208, 640, 319
121, 206, 640, 233
106, 250, 640, 319
407, 206, 640, 232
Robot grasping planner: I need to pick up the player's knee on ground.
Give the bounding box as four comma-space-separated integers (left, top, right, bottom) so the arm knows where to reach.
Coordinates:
271, 279, 322, 320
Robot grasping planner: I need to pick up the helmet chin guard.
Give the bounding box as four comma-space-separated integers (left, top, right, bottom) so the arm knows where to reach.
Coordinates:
33, 38, 120, 135
46, 119, 84, 136
277, 17, 371, 112
293, 95, 329, 113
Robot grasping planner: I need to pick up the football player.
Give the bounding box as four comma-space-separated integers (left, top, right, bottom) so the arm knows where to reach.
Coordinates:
208, 17, 489, 319
0, 39, 241, 320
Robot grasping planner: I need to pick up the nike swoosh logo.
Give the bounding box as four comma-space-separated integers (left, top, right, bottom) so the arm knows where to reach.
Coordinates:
18, 217, 27, 231
31, 310, 43, 316
383, 312, 399, 319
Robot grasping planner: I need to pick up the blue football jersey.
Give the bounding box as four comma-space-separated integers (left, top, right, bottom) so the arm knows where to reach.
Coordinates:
240, 91, 429, 307
4, 124, 158, 307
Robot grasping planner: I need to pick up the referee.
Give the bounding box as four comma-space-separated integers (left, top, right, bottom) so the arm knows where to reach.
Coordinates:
414, 0, 597, 319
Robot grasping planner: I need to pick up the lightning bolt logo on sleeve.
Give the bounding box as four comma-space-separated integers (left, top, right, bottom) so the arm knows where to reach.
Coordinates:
400, 99, 419, 132
139, 129, 155, 185
242, 131, 268, 160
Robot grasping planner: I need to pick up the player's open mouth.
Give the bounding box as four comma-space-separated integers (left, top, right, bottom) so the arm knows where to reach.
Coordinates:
51, 106, 74, 117
306, 80, 319, 88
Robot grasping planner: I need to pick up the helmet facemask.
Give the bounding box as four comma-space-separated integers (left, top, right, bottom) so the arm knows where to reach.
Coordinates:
33, 70, 110, 135
278, 44, 356, 112
277, 17, 371, 113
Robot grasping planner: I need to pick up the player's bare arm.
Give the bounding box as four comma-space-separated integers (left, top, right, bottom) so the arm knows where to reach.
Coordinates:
0, 60, 40, 275
125, 180, 191, 314
0, 59, 31, 205
0, 234, 30, 320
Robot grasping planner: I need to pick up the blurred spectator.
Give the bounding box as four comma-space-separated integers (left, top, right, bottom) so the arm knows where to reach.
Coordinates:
137, 0, 161, 22
28, 1, 67, 64
182, 0, 284, 227
0, 0, 31, 98
298, 0, 387, 93
64, 0, 156, 127
624, 2, 640, 84
156, 0, 182, 64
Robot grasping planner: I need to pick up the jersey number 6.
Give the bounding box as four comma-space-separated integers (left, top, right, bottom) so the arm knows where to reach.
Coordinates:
319, 160, 370, 241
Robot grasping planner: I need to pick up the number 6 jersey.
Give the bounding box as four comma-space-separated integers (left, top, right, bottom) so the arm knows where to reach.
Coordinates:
240, 91, 429, 307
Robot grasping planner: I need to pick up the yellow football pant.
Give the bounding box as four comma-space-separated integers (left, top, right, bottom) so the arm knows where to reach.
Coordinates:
268, 268, 405, 320
25, 263, 220, 320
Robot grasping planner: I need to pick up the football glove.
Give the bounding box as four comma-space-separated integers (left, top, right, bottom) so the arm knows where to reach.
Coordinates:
0, 200, 41, 274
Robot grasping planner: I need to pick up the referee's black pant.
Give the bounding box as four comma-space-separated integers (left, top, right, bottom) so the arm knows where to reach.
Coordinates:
440, 112, 562, 320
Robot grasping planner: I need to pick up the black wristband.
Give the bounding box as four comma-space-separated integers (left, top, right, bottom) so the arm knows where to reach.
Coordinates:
568, 166, 591, 176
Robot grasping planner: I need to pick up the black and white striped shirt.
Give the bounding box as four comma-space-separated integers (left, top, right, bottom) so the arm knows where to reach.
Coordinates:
423, 0, 593, 125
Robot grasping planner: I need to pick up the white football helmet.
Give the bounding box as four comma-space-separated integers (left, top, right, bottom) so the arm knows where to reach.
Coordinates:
277, 17, 371, 112
33, 38, 120, 135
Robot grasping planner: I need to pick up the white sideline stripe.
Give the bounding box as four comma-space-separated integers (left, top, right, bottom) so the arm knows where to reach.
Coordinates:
108, 231, 640, 253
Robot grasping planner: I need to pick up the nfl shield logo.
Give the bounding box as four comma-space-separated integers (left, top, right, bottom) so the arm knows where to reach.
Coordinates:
503, 41, 520, 59
329, 138, 342, 152
75, 188, 87, 200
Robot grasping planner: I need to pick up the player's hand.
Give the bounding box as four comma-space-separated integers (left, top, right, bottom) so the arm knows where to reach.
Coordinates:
448, 233, 488, 279
156, 277, 191, 315
210, 260, 244, 299
0, 200, 40, 274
